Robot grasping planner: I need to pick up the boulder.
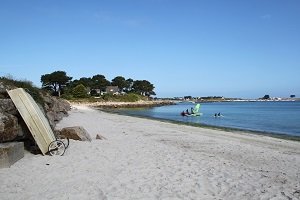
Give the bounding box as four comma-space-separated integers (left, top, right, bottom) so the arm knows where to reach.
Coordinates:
0, 82, 15, 97
46, 111, 57, 129
0, 113, 20, 142
42, 94, 71, 128
0, 99, 18, 115
59, 126, 92, 142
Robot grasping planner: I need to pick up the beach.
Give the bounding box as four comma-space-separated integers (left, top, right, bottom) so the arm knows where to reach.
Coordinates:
1, 105, 300, 200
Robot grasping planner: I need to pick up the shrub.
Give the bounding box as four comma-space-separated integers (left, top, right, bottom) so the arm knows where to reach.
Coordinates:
0, 76, 44, 105
102, 93, 114, 101
71, 84, 88, 98
120, 93, 140, 102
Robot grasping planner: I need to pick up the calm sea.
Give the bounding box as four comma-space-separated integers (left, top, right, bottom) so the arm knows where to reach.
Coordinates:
117, 101, 300, 137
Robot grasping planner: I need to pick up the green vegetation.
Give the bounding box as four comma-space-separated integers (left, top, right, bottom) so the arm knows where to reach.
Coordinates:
102, 93, 143, 102
40, 71, 156, 101
0, 76, 44, 105
63, 92, 146, 102
71, 84, 88, 98
41, 71, 72, 97
131, 80, 155, 96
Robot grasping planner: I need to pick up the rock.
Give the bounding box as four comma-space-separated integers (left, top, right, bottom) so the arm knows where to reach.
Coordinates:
96, 134, 107, 140
0, 82, 6, 94
53, 129, 61, 138
0, 82, 15, 97
0, 113, 20, 142
42, 94, 71, 128
46, 111, 56, 129
60, 126, 92, 141
0, 142, 24, 168
0, 81, 71, 154
0, 99, 18, 115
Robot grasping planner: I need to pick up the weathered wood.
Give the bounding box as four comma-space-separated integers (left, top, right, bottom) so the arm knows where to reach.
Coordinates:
7, 88, 55, 155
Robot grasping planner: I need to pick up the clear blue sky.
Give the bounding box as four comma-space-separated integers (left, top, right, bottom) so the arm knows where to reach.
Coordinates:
1, 0, 299, 98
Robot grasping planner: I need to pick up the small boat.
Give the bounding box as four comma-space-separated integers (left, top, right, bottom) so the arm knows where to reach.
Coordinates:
7, 88, 67, 155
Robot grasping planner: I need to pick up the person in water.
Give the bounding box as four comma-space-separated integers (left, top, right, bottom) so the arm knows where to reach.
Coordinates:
181, 109, 190, 116
186, 109, 190, 115
191, 107, 194, 114
214, 113, 222, 117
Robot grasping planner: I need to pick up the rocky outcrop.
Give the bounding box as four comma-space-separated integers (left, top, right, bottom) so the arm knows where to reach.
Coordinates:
42, 93, 71, 129
0, 82, 71, 143
0, 113, 20, 142
0, 99, 18, 115
59, 126, 92, 142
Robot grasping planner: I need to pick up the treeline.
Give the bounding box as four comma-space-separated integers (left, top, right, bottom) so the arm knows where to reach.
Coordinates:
40, 71, 156, 99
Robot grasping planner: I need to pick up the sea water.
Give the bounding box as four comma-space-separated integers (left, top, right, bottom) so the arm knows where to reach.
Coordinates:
118, 101, 300, 137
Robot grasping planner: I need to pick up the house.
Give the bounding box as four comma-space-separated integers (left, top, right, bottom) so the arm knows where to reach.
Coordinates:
105, 86, 119, 95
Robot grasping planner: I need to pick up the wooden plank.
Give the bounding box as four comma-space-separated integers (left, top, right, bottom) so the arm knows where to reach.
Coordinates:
7, 88, 55, 155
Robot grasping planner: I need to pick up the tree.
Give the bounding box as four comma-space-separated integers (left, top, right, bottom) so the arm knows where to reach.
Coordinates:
125, 78, 134, 92
76, 77, 93, 87
71, 84, 88, 98
132, 80, 155, 97
91, 74, 111, 91
111, 76, 127, 92
41, 71, 72, 96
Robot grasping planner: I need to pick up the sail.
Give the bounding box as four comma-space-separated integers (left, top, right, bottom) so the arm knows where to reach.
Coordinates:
193, 104, 200, 113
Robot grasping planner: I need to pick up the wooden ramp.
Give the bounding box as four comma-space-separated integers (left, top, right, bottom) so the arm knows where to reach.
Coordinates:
7, 88, 56, 155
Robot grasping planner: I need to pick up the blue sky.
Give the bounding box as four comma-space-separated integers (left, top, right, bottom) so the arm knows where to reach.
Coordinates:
0, 0, 299, 98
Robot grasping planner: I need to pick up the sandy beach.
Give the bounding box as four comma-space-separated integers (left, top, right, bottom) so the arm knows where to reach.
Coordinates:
1, 104, 300, 200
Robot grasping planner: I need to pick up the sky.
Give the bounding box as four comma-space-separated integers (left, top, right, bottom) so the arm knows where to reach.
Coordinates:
0, 0, 300, 98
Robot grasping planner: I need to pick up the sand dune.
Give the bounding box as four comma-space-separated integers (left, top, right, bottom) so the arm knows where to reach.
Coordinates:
1, 105, 299, 200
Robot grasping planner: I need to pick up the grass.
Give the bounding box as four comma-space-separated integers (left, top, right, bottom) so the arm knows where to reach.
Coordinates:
0, 76, 45, 105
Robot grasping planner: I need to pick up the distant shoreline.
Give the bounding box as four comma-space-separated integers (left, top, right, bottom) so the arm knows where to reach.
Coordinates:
69, 99, 175, 108
173, 98, 300, 103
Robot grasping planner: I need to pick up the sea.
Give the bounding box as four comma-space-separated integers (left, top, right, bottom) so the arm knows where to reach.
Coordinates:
116, 101, 300, 138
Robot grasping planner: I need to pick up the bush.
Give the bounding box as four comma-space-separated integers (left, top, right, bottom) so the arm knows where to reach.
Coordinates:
101, 93, 142, 102
0, 76, 44, 105
120, 93, 140, 102
71, 84, 88, 98
102, 93, 114, 101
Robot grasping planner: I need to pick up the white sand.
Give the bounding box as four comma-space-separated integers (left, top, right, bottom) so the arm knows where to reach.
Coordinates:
1, 105, 300, 200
